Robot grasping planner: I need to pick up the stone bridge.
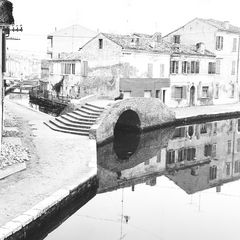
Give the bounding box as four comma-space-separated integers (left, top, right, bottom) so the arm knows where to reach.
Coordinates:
89, 97, 175, 144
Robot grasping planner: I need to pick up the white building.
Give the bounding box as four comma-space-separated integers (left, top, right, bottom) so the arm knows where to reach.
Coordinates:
47, 25, 97, 59
164, 18, 240, 104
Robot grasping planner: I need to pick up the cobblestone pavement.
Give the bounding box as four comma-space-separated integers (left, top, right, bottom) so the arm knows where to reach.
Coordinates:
0, 100, 97, 226
172, 102, 240, 119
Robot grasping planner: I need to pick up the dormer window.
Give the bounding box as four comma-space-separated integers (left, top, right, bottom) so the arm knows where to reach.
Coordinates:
173, 35, 181, 44
99, 39, 103, 49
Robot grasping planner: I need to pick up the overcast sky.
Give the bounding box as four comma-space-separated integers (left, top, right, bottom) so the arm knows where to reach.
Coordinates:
8, 0, 240, 57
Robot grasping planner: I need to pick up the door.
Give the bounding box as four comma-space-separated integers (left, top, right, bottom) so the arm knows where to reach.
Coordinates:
156, 90, 161, 98
190, 86, 195, 106
162, 90, 166, 104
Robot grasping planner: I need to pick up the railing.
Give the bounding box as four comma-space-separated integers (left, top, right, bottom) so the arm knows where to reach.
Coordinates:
29, 88, 70, 105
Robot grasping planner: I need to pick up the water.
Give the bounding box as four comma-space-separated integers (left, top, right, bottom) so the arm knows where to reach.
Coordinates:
43, 117, 240, 239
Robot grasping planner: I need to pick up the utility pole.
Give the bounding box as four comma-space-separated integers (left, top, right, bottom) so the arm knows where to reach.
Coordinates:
0, 0, 15, 151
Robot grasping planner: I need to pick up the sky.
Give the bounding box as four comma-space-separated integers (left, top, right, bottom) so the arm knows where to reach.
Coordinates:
7, 0, 240, 57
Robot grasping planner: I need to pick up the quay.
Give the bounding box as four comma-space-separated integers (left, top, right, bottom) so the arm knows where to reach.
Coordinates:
1, 97, 240, 239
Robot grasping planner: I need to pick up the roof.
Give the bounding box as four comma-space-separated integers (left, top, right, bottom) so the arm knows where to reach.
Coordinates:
198, 18, 240, 34
47, 24, 97, 38
0, 0, 14, 25
102, 32, 171, 54
168, 42, 215, 57
51, 52, 81, 62
164, 18, 240, 37
102, 32, 215, 57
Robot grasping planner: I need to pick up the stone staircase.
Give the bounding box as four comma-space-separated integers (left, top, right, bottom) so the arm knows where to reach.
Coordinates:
44, 102, 105, 136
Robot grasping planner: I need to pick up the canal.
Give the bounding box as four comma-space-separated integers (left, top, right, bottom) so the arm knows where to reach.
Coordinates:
27, 115, 240, 240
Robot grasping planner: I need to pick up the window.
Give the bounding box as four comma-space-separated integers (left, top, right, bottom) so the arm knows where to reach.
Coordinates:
237, 138, 240, 152
144, 90, 152, 98
186, 148, 196, 161
204, 144, 212, 157
172, 127, 185, 138
173, 35, 181, 44
238, 119, 240, 132
229, 120, 233, 132
147, 63, 153, 78
227, 140, 232, 154
61, 63, 75, 75
182, 61, 190, 74
175, 87, 184, 99
210, 166, 217, 180
157, 152, 161, 163
231, 61, 236, 75
71, 64, 75, 74
200, 124, 207, 134
232, 38, 237, 52
208, 62, 216, 74
99, 39, 103, 49
216, 36, 223, 50
160, 64, 165, 77
216, 59, 221, 74
230, 84, 235, 98
190, 61, 200, 74
215, 84, 219, 99
170, 61, 179, 74
188, 125, 194, 137
178, 148, 185, 162
81, 61, 88, 77
213, 122, 217, 134
212, 143, 217, 158
123, 91, 131, 98
234, 161, 240, 173
226, 163, 231, 176
202, 86, 209, 98
166, 150, 175, 164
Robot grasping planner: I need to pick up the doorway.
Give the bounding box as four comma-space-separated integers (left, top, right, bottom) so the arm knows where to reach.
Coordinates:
190, 86, 195, 106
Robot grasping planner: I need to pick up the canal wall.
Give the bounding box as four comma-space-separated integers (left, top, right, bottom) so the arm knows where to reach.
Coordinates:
0, 173, 98, 240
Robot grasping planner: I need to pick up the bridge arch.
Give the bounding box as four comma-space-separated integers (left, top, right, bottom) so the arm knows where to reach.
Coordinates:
90, 97, 175, 144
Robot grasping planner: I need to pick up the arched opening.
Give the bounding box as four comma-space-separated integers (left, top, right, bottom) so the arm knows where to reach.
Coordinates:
190, 86, 195, 106
114, 110, 141, 133
114, 110, 141, 160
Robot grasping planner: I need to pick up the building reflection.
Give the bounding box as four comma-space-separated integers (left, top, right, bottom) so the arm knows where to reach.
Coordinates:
97, 117, 240, 194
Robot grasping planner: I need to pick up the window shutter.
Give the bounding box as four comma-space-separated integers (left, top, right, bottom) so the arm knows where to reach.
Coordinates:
160, 64, 164, 77
187, 62, 190, 73
170, 61, 173, 74
183, 86, 187, 99
171, 86, 176, 99
182, 61, 184, 73
197, 82, 202, 99
196, 61, 200, 73
176, 61, 179, 74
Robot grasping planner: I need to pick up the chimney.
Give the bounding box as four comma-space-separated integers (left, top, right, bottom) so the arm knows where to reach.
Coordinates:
152, 32, 162, 43
223, 21, 230, 29
216, 185, 222, 193
196, 42, 205, 54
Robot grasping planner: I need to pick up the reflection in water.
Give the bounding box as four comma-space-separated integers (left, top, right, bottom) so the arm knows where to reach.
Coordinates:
43, 116, 240, 240
113, 129, 141, 160
98, 117, 240, 194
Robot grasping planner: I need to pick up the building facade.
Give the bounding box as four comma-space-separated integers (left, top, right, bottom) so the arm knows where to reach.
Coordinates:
80, 32, 171, 101
47, 25, 96, 59
164, 18, 240, 105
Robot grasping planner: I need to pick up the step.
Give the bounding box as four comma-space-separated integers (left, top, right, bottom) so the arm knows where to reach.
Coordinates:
49, 119, 89, 132
60, 115, 94, 125
75, 108, 100, 117
71, 110, 99, 119
85, 102, 105, 110
55, 117, 91, 129
81, 105, 104, 114
44, 122, 89, 136
66, 112, 97, 122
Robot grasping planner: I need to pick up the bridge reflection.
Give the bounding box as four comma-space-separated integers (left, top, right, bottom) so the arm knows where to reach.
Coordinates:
97, 117, 240, 195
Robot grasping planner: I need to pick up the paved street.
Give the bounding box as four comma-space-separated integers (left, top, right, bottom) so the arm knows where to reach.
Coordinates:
0, 100, 97, 226
172, 102, 240, 119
